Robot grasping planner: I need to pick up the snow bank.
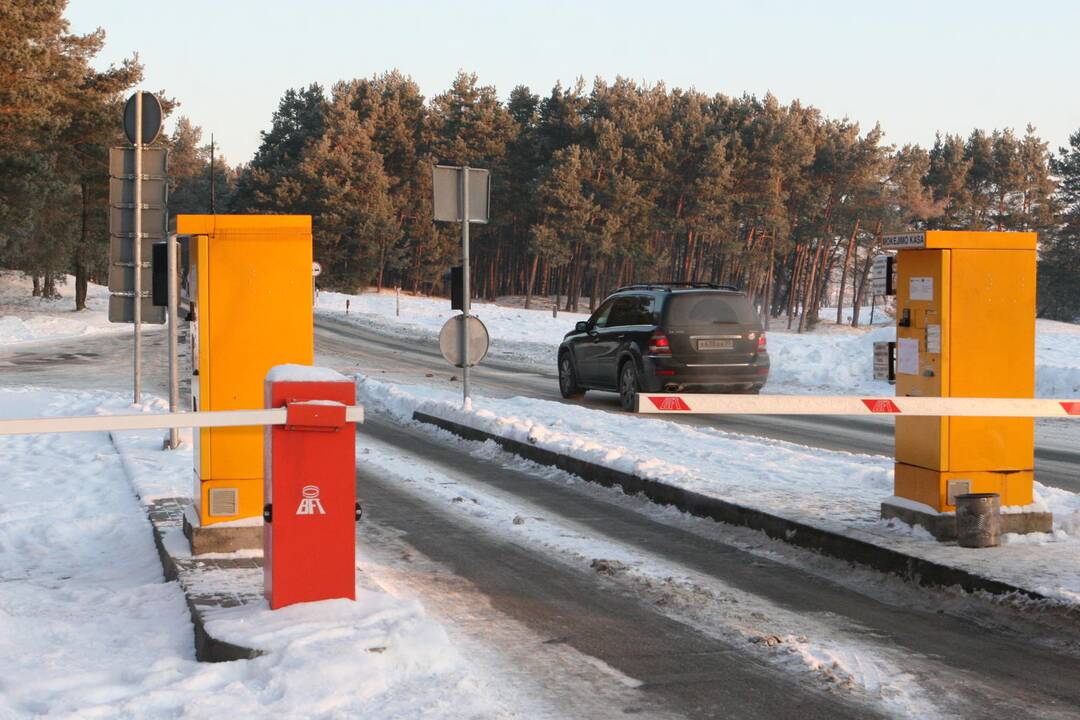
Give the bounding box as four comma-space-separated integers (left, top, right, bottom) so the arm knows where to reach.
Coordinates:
768, 320, 1080, 396
765, 325, 896, 394
0, 270, 138, 347
265, 363, 351, 383
317, 288, 588, 369
356, 376, 1080, 605
318, 287, 1080, 397
0, 387, 505, 718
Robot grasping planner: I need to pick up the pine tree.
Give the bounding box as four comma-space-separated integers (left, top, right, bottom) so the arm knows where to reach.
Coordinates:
350, 72, 437, 292
428, 72, 515, 300
300, 84, 399, 290
1039, 130, 1080, 320
529, 145, 597, 310
167, 117, 236, 215
0, 0, 143, 306
232, 84, 326, 213
925, 134, 972, 229
225, 69, 1063, 314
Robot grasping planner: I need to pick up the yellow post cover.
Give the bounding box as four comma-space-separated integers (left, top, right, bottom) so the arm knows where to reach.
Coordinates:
892, 230, 1036, 511
173, 215, 314, 525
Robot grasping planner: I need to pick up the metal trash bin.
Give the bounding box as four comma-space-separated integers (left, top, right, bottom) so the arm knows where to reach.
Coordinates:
955, 493, 1001, 548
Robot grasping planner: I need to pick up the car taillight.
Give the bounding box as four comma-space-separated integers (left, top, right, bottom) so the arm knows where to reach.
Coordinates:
649, 331, 671, 356
757, 333, 767, 350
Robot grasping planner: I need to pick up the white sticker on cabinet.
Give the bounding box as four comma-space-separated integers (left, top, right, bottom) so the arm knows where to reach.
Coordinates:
909, 276, 934, 301
897, 337, 919, 375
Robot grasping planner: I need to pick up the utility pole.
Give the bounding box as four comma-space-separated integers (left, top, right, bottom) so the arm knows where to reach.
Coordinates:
460, 166, 471, 405
133, 91, 143, 404
210, 133, 216, 213
167, 233, 179, 448
432, 164, 491, 408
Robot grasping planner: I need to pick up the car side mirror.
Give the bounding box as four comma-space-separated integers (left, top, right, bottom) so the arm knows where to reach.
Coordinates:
575, 321, 589, 333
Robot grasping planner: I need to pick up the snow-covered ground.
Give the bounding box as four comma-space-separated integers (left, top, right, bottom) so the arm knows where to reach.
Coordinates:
0, 270, 141, 347
4, 278, 1079, 716
359, 429, 947, 717
0, 388, 517, 718
357, 377, 1080, 606
317, 289, 1080, 397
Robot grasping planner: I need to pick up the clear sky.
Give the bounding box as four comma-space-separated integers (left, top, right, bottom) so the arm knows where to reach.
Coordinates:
66, 0, 1080, 165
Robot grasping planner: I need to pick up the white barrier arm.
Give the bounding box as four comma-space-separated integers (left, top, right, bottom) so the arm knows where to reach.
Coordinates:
0, 406, 364, 437
637, 394, 1080, 418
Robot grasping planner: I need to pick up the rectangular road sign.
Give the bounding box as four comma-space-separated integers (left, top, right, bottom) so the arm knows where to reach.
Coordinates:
433, 165, 490, 223
109, 146, 167, 177
109, 236, 162, 265
873, 341, 896, 382
109, 205, 167, 238
108, 146, 168, 324
108, 263, 154, 296
109, 177, 168, 210
108, 295, 166, 324
870, 254, 895, 296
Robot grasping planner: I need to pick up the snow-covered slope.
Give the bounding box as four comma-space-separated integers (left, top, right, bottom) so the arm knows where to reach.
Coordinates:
0, 270, 136, 346
0, 387, 511, 718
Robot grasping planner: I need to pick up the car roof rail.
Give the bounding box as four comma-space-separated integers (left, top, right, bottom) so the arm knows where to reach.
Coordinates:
611, 282, 743, 293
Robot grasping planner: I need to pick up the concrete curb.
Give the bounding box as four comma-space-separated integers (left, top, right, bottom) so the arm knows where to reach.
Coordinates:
109, 433, 263, 663
412, 410, 1049, 602
143, 498, 264, 663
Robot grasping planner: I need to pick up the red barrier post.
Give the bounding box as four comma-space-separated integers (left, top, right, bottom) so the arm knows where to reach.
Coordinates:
263, 367, 358, 610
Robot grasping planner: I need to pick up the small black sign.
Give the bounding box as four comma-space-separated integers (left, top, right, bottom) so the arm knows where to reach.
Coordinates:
123, 92, 163, 145
449, 265, 464, 310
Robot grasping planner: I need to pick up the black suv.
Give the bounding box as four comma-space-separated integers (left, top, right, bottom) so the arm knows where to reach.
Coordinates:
558, 284, 770, 409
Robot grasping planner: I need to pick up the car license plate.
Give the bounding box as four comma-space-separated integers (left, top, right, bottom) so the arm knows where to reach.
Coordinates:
697, 339, 734, 351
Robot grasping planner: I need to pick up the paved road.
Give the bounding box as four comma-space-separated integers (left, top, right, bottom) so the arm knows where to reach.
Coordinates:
2, 316, 1075, 492
315, 314, 1080, 493
5, 319, 1080, 717
360, 414, 1080, 719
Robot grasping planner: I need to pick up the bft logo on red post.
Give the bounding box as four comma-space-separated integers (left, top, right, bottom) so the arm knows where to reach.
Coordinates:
296, 485, 326, 515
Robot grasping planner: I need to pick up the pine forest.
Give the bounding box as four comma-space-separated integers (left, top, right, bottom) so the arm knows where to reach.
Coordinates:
4, 2, 1080, 328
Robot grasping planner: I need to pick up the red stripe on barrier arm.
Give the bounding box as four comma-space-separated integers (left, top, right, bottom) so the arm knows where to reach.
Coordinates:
1062, 402, 1080, 416
648, 396, 692, 411
862, 398, 902, 414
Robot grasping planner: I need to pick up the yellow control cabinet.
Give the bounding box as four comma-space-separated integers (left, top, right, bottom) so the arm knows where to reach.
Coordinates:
888, 230, 1036, 512
174, 215, 313, 526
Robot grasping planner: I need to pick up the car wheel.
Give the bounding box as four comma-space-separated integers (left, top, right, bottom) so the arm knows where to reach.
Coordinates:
618, 361, 639, 411
559, 353, 585, 399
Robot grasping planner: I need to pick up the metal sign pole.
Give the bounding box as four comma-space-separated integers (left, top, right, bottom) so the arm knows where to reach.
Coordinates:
133, 91, 143, 404
167, 232, 179, 449
461, 166, 471, 407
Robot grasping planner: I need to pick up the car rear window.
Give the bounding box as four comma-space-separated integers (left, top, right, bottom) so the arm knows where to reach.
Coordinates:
665, 293, 757, 326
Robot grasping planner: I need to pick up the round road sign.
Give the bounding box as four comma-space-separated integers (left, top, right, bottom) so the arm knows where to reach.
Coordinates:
312, 261, 322, 277
439, 315, 490, 368
123, 92, 164, 145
